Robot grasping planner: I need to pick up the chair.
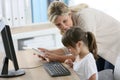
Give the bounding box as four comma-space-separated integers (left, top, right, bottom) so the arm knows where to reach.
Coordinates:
98, 56, 120, 80
114, 56, 120, 80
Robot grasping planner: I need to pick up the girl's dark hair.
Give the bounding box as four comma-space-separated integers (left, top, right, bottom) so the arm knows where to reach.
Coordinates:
62, 27, 98, 60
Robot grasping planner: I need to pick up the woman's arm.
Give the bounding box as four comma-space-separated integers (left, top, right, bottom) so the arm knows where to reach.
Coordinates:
50, 48, 66, 55
38, 48, 75, 62
38, 48, 66, 55
44, 52, 75, 62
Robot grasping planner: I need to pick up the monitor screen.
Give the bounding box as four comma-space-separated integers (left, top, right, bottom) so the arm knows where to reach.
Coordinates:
0, 19, 25, 78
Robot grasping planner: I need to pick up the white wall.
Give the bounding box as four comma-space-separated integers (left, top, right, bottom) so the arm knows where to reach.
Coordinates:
0, 0, 2, 18
0, 0, 33, 27
69, 0, 120, 21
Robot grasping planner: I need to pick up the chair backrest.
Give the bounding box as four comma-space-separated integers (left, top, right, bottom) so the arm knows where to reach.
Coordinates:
114, 56, 120, 80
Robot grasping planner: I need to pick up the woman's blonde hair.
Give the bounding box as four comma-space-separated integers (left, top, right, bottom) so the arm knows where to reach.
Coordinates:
48, 1, 71, 23
48, 1, 88, 23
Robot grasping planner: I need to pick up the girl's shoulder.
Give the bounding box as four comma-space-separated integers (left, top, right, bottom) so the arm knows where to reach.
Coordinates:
83, 53, 95, 62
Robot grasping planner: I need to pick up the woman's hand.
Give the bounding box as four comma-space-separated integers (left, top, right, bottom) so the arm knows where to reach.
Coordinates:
37, 48, 57, 62
44, 52, 61, 62
38, 48, 50, 53
64, 59, 73, 68
33, 48, 49, 61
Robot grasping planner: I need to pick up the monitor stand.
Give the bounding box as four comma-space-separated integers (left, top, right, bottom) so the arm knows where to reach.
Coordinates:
0, 57, 25, 78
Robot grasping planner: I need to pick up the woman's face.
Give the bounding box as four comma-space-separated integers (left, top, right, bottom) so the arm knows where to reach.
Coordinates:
54, 14, 73, 33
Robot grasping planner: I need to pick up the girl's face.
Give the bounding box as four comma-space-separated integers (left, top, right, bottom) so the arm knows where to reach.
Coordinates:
67, 41, 82, 56
54, 14, 73, 33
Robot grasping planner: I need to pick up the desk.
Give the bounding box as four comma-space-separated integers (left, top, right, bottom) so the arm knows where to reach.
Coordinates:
0, 50, 80, 80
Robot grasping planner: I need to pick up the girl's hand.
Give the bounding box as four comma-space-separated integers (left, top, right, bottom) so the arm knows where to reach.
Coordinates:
64, 59, 73, 68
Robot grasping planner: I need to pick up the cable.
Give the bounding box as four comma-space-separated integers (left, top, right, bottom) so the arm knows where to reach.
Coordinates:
20, 64, 43, 69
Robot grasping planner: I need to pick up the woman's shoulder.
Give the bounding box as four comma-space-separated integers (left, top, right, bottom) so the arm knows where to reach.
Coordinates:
72, 8, 99, 19
77, 8, 101, 14
70, 3, 88, 12
78, 8, 110, 18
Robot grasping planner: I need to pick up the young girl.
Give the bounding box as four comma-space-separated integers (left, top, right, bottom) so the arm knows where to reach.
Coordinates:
62, 27, 98, 80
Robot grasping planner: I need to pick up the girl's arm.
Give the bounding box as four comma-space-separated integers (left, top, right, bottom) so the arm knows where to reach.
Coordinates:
89, 73, 96, 80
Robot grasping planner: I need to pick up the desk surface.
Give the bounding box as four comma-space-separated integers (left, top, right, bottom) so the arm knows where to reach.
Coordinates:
0, 50, 80, 80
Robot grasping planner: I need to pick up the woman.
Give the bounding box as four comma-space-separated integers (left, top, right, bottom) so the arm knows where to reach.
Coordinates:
38, 1, 119, 70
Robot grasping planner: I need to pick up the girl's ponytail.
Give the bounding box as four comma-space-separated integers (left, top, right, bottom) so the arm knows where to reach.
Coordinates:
87, 32, 98, 60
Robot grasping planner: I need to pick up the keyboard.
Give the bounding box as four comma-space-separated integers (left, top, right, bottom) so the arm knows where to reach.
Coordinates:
43, 62, 71, 77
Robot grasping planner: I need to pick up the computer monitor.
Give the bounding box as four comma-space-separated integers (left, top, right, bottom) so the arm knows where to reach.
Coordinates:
0, 19, 25, 78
